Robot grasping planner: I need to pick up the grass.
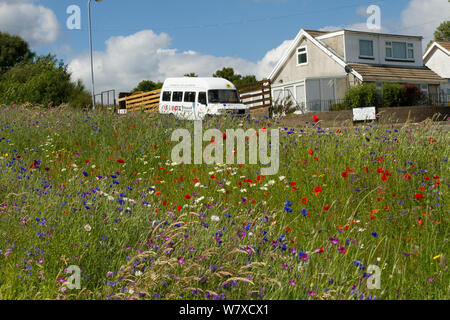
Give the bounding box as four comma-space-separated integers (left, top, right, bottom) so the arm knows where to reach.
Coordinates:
0, 104, 448, 300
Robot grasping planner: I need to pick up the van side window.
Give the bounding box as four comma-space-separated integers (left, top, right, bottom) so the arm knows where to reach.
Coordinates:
184, 92, 196, 103
162, 91, 171, 102
172, 92, 183, 102
198, 92, 207, 105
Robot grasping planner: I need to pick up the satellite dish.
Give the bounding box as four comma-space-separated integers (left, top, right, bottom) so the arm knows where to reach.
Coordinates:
345, 65, 352, 74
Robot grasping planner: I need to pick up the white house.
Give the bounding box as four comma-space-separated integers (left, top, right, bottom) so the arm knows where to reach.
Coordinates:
269, 29, 446, 113
423, 41, 450, 98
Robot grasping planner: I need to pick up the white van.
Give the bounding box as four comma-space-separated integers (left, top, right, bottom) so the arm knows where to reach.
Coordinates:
159, 77, 249, 120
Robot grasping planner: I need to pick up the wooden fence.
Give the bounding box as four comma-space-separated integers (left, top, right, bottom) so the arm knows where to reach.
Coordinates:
236, 79, 272, 111
118, 89, 161, 113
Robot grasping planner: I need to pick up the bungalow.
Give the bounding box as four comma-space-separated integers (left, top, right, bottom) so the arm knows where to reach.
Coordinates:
423, 41, 450, 100
269, 29, 446, 113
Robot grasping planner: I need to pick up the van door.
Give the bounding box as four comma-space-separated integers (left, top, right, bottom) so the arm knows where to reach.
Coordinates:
183, 91, 196, 120
197, 91, 207, 119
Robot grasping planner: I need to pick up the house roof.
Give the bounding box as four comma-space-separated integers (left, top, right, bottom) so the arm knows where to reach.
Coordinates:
423, 41, 450, 62
348, 64, 446, 84
268, 29, 362, 81
303, 29, 329, 38
436, 41, 450, 52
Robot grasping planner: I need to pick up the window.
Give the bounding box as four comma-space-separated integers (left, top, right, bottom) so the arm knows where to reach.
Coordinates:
172, 91, 183, 102
208, 90, 239, 104
162, 91, 171, 102
407, 43, 414, 59
184, 91, 196, 103
386, 41, 414, 60
198, 92, 207, 105
297, 47, 307, 65
359, 40, 374, 57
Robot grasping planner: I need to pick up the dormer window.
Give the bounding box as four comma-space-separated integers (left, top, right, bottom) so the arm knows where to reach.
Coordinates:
359, 40, 374, 58
386, 41, 414, 61
297, 46, 307, 65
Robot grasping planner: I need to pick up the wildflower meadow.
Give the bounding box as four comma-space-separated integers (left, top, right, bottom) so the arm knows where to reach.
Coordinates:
0, 105, 448, 300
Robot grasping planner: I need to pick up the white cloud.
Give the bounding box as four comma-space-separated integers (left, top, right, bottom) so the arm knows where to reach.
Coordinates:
0, 1, 60, 47
69, 29, 286, 93
399, 0, 449, 45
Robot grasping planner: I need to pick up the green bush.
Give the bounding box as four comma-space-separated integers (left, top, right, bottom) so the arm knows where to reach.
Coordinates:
0, 54, 91, 108
344, 83, 380, 109
330, 102, 348, 111
382, 83, 406, 107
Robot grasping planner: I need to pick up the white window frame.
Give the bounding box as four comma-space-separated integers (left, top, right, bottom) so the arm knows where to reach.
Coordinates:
385, 41, 415, 61
296, 46, 308, 66
359, 39, 374, 59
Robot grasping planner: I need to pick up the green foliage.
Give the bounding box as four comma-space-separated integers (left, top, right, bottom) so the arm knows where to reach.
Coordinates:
434, 20, 450, 42
212, 67, 257, 87
132, 80, 163, 93
269, 97, 298, 117
183, 73, 198, 77
426, 20, 450, 49
344, 83, 380, 108
330, 102, 348, 111
382, 83, 406, 107
0, 32, 35, 75
0, 54, 91, 107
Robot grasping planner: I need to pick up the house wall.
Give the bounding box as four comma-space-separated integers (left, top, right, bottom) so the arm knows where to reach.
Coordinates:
272, 37, 346, 85
320, 34, 345, 58
344, 32, 424, 67
425, 47, 450, 79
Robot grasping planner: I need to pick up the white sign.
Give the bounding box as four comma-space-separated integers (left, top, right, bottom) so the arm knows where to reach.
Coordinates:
353, 107, 376, 122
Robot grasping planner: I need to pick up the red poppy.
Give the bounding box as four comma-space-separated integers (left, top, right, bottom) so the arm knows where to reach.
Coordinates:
285, 227, 291, 233
323, 205, 330, 211
177, 205, 182, 211
414, 193, 424, 201
302, 197, 308, 204
314, 187, 322, 196
184, 194, 191, 199
308, 149, 314, 155
222, 133, 227, 140
312, 115, 319, 123
342, 171, 348, 178
382, 175, 388, 181
117, 159, 125, 164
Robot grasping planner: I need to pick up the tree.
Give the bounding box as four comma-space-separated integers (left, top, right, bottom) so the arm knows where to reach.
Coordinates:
0, 32, 35, 75
184, 73, 198, 77
0, 54, 91, 108
426, 20, 450, 49
434, 21, 450, 41
212, 67, 257, 87
132, 80, 163, 93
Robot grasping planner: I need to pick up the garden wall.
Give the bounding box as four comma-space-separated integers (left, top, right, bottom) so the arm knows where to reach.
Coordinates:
274, 106, 449, 127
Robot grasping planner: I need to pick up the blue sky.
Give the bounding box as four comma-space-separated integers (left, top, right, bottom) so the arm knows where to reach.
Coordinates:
1, 0, 448, 92
40, 0, 413, 62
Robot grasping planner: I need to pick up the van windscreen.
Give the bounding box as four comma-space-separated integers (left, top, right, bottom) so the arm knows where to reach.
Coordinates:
208, 90, 240, 104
